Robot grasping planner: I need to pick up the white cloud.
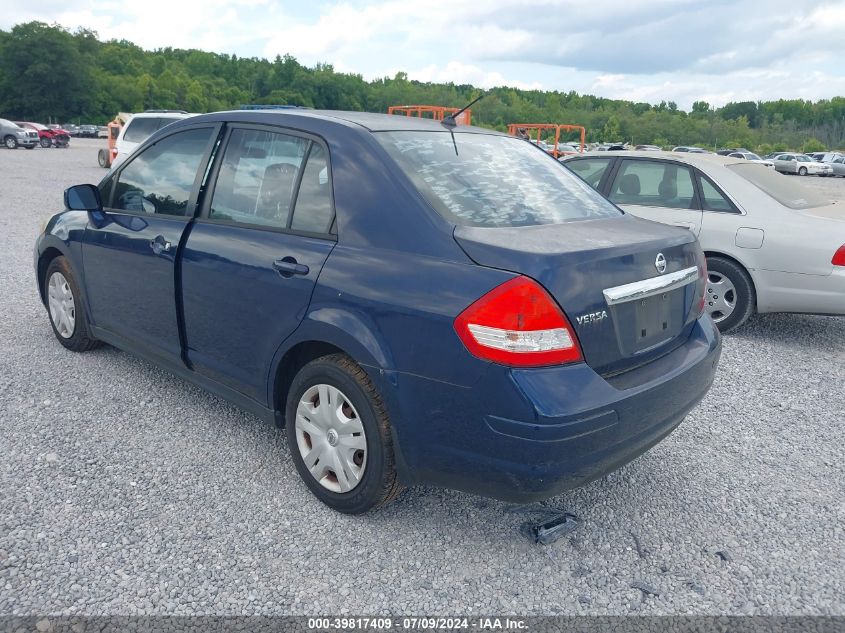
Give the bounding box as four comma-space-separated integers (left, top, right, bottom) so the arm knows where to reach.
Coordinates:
3, 0, 845, 110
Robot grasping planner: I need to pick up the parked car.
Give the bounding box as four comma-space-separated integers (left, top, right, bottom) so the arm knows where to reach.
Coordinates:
97, 126, 109, 138
0, 118, 38, 149
61, 124, 80, 137
35, 110, 721, 513
15, 121, 70, 148
827, 155, 845, 177
716, 148, 751, 156
672, 146, 709, 153
726, 151, 774, 168
811, 151, 844, 164
563, 151, 845, 332
772, 153, 833, 176
635, 144, 662, 151
75, 124, 99, 138
111, 110, 192, 169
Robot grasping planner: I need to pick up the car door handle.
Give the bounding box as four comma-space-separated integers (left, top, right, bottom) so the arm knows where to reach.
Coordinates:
671, 222, 695, 229
273, 257, 309, 277
149, 235, 171, 254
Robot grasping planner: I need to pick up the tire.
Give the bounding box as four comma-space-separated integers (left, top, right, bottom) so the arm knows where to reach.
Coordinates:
44, 256, 100, 352
798, 167, 808, 176
97, 148, 108, 168
40, 137, 51, 148
704, 256, 755, 334
285, 354, 402, 513
4, 135, 17, 149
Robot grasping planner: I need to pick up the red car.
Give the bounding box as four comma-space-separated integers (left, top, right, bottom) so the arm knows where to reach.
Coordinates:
14, 122, 70, 148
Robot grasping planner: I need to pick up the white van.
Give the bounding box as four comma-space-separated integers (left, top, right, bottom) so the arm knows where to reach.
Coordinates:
112, 110, 193, 168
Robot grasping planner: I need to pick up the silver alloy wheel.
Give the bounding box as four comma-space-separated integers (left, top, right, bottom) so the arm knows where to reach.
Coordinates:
47, 272, 76, 338
294, 384, 367, 493
705, 271, 736, 323
4, 136, 16, 149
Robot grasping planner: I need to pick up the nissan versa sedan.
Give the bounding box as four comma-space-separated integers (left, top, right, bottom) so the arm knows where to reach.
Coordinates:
35, 111, 721, 513
563, 152, 845, 332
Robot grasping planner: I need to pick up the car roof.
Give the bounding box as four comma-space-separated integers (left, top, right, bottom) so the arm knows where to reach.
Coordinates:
564, 150, 748, 167
190, 109, 507, 135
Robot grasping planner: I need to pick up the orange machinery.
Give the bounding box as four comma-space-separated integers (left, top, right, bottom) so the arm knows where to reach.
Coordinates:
507, 123, 586, 158
388, 105, 472, 126
98, 114, 127, 168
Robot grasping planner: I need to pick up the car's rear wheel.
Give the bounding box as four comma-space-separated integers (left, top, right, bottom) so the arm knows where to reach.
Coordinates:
97, 148, 109, 168
704, 256, 755, 333
285, 354, 402, 513
40, 137, 51, 148
798, 166, 808, 176
4, 136, 18, 149
44, 257, 100, 352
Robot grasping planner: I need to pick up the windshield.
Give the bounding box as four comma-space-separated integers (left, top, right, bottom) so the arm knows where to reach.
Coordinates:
746, 153, 762, 161
796, 155, 811, 162
376, 131, 621, 227
728, 163, 830, 209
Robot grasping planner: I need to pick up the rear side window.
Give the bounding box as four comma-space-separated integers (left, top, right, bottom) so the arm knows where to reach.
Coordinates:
376, 131, 619, 227
290, 144, 333, 233
112, 127, 213, 216
565, 158, 612, 189
609, 159, 696, 209
209, 128, 308, 228
698, 176, 735, 212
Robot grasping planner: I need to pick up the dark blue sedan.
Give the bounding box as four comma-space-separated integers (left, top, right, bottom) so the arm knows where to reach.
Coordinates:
35, 110, 721, 513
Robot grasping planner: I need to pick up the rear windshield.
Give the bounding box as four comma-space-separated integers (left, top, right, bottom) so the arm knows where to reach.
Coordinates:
727, 163, 830, 209
123, 117, 161, 143
376, 131, 621, 227
123, 116, 182, 143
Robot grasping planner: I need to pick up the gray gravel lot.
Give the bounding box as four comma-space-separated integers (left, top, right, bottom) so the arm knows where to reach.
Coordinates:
1, 139, 844, 615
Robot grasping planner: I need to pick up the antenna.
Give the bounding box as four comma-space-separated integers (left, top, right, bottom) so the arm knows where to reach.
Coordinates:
441, 92, 486, 129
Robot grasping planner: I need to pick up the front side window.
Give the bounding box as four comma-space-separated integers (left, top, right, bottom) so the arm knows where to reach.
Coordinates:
112, 127, 213, 216
209, 128, 308, 228
609, 159, 696, 209
376, 132, 620, 227
564, 158, 612, 189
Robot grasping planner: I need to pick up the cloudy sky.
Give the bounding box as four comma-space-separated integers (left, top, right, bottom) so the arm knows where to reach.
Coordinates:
4, 0, 845, 109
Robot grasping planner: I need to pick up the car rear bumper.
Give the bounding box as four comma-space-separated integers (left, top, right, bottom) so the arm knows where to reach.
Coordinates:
389, 315, 721, 502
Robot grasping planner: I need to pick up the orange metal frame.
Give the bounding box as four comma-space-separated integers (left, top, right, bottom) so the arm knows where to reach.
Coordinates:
507, 123, 586, 158
388, 105, 472, 126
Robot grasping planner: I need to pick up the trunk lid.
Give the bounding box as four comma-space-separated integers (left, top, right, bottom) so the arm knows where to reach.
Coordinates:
454, 215, 705, 376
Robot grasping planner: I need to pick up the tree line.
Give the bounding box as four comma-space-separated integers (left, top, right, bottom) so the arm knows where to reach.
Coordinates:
2, 21, 844, 153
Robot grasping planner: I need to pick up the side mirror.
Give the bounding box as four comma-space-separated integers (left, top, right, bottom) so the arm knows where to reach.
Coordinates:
64, 184, 102, 211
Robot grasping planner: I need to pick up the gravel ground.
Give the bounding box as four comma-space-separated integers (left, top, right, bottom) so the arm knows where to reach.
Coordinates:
1, 139, 844, 616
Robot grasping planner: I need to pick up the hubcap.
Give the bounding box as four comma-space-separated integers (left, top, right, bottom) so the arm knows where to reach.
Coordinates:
705, 272, 736, 323
47, 272, 76, 338
294, 384, 367, 494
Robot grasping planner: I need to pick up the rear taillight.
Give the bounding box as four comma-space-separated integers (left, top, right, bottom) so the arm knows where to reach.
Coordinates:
833, 245, 845, 267
454, 276, 583, 367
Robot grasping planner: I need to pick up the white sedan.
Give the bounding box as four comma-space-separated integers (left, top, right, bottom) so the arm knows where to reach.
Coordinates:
727, 151, 774, 168
772, 153, 833, 176
563, 151, 845, 332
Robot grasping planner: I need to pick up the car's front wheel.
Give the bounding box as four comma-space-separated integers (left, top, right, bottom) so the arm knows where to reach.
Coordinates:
704, 256, 755, 333
40, 137, 51, 148
44, 257, 100, 352
285, 354, 402, 513
798, 166, 808, 176
4, 136, 18, 149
